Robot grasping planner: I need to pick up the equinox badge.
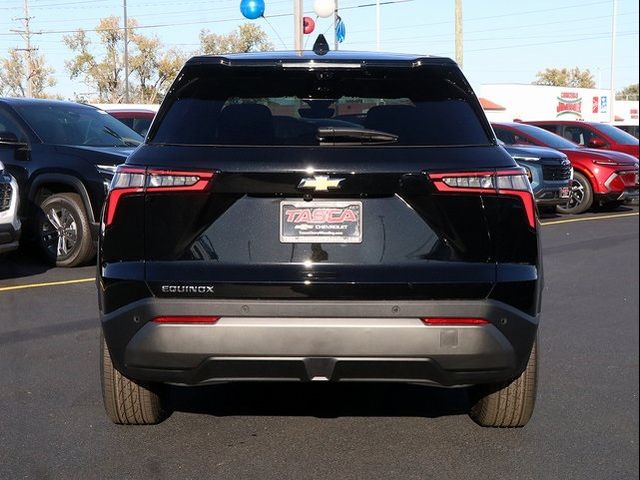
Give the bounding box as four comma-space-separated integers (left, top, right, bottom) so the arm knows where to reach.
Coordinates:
298, 175, 345, 192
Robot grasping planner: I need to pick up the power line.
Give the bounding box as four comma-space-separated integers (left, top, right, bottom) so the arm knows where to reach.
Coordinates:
0, 0, 414, 37
9, 0, 39, 97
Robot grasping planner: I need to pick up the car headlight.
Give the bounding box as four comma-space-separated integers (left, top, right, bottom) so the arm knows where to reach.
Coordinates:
96, 164, 118, 178
511, 156, 541, 163
592, 159, 625, 166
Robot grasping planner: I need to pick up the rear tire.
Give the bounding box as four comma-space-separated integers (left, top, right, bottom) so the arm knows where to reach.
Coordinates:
557, 171, 593, 215
468, 339, 538, 428
100, 334, 170, 425
36, 193, 95, 267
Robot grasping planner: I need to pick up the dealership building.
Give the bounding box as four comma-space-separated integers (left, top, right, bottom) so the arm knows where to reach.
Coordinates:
479, 84, 639, 127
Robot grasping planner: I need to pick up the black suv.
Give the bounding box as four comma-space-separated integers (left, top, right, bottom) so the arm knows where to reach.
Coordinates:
99, 51, 542, 428
0, 98, 142, 266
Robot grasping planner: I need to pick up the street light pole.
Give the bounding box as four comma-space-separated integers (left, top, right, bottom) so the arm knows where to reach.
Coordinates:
609, 0, 617, 123
455, 0, 463, 68
376, 0, 381, 51
294, 0, 303, 51
334, 0, 339, 51
123, 0, 130, 103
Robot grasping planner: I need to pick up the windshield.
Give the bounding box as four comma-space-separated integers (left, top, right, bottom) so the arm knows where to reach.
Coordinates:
14, 104, 143, 147
512, 123, 578, 149
150, 65, 491, 147
595, 123, 639, 145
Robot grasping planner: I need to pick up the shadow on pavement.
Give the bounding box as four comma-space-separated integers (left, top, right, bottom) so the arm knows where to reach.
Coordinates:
169, 382, 471, 419
0, 246, 53, 281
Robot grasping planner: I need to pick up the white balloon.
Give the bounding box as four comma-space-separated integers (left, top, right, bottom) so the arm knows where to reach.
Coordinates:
314, 0, 336, 18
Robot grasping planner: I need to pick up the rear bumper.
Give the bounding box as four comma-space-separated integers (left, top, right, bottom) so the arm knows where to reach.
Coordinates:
101, 299, 539, 387
597, 187, 639, 203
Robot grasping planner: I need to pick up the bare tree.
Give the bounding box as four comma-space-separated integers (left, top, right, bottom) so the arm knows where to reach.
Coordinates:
617, 83, 639, 101
0, 49, 57, 98
200, 23, 273, 55
64, 16, 187, 103
533, 67, 596, 88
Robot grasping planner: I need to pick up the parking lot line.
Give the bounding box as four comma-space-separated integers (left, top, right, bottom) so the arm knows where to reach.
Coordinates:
0, 211, 637, 293
540, 212, 639, 226
0, 277, 95, 293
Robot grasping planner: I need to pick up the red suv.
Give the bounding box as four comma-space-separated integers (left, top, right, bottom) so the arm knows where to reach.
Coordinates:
105, 109, 156, 137
527, 120, 639, 158
493, 122, 639, 214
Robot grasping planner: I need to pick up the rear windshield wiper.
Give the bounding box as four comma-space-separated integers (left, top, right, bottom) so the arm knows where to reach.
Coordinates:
317, 127, 399, 145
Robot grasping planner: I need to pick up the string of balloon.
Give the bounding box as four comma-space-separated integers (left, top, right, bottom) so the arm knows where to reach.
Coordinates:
240, 0, 346, 46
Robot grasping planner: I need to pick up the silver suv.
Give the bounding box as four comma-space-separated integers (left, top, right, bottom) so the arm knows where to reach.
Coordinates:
0, 160, 20, 254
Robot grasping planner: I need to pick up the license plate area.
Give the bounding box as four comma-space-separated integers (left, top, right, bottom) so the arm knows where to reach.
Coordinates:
559, 186, 571, 199
280, 201, 363, 243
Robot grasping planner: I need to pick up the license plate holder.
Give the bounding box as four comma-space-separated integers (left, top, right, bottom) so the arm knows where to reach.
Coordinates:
280, 201, 363, 243
559, 186, 571, 199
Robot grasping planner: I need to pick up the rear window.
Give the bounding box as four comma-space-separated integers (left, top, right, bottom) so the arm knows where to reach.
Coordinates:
150, 65, 491, 147
594, 123, 639, 145
13, 104, 142, 147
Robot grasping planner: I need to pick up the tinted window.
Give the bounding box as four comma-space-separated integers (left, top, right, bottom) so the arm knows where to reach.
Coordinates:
151, 65, 491, 147
13, 104, 143, 147
562, 126, 596, 146
132, 118, 152, 137
0, 108, 28, 142
499, 123, 577, 149
494, 127, 537, 146
595, 123, 639, 145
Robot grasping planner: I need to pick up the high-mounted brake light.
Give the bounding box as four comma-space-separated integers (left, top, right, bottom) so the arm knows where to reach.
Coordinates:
103, 166, 214, 227
429, 168, 537, 229
421, 317, 489, 326
153, 316, 220, 324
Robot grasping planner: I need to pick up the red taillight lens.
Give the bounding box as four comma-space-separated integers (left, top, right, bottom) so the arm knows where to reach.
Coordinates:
429, 168, 537, 229
421, 317, 489, 325
103, 166, 215, 227
104, 167, 145, 227
153, 316, 220, 324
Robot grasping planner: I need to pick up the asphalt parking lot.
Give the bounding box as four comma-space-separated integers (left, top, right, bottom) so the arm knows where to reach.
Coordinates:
0, 208, 638, 480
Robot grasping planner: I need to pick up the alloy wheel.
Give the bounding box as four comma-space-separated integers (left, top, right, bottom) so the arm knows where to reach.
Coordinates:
566, 178, 585, 210
41, 206, 78, 260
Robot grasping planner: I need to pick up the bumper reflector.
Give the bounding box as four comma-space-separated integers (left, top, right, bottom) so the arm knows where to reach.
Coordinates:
421, 317, 489, 326
153, 316, 220, 324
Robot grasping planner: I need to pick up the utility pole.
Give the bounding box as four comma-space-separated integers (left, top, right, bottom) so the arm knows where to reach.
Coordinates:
454, 0, 463, 68
11, 0, 38, 97
123, 0, 130, 103
376, 0, 381, 51
294, 0, 303, 51
609, 0, 617, 123
334, 0, 339, 51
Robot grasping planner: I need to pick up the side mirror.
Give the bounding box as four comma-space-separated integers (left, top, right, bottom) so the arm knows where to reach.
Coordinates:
0, 131, 28, 148
588, 137, 607, 149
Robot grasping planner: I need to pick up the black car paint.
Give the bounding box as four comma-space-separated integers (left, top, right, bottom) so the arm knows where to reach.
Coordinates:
98, 51, 542, 387
0, 99, 135, 237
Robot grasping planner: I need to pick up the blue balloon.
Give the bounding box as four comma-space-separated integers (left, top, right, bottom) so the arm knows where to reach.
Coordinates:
240, 0, 265, 20
336, 18, 346, 44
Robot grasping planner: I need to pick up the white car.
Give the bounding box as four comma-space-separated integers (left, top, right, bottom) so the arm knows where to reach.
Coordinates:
0, 160, 20, 254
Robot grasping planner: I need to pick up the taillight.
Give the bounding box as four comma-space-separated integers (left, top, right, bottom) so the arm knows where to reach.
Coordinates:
429, 168, 537, 229
103, 166, 214, 227
421, 318, 489, 325
104, 167, 145, 227
153, 316, 220, 324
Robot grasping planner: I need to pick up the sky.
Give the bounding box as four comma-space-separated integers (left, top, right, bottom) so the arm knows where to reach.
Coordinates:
0, 0, 638, 99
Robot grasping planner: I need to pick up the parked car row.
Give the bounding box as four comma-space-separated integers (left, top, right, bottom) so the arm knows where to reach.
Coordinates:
0, 98, 141, 264
0, 94, 638, 264
494, 122, 638, 214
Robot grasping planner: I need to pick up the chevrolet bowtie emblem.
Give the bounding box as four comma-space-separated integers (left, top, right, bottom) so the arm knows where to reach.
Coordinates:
297, 175, 345, 192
